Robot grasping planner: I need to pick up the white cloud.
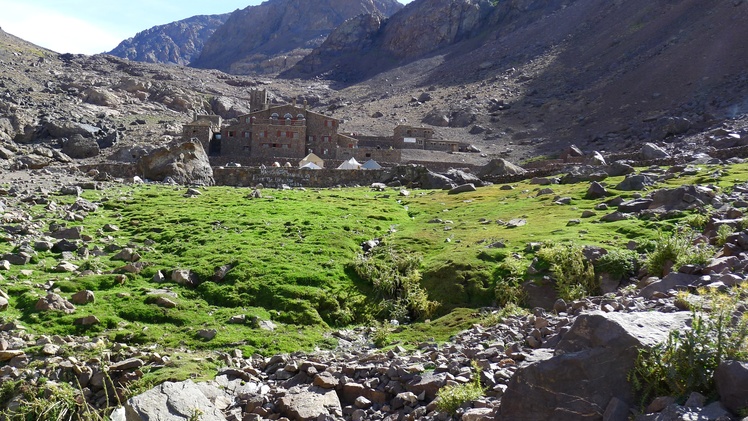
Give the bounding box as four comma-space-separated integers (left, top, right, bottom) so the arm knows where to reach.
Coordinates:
0, 2, 128, 54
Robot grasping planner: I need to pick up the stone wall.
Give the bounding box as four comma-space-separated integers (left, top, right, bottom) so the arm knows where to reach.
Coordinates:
213, 167, 386, 188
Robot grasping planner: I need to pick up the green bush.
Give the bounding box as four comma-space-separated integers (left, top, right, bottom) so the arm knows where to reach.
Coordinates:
715, 224, 735, 247
436, 361, 485, 414
629, 289, 748, 406
594, 249, 639, 279
645, 229, 713, 277
536, 243, 597, 301
493, 256, 527, 306
353, 247, 438, 322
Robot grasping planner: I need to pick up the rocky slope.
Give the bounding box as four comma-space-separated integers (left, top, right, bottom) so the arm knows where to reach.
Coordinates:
108, 14, 230, 66
190, 0, 403, 75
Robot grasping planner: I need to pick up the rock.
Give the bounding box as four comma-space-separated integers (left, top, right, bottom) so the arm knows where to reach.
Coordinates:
448, 184, 477, 195
35, 293, 76, 314
112, 248, 141, 262
49, 226, 83, 240
600, 211, 631, 222
586, 181, 608, 199
639, 273, 700, 299
618, 198, 653, 213
478, 158, 527, 178
70, 198, 98, 212
52, 261, 79, 273
606, 161, 635, 177
406, 372, 447, 401
506, 218, 527, 228
422, 109, 450, 126
124, 380, 227, 421
137, 139, 214, 185
154, 296, 178, 309
62, 135, 100, 159
615, 174, 655, 191
0, 350, 25, 362
640, 142, 671, 159
313, 372, 339, 389
197, 329, 217, 340
445, 169, 486, 187
60, 185, 83, 196
278, 386, 342, 420
654, 117, 691, 140
70, 290, 95, 304
110, 358, 145, 372
171, 269, 200, 287
648, 185, 715, 211
0, 296, 7, 311
74, 315, 100, 326
462, 407, 494, 421
499, 311, 691, 420
715, 360, 748, 414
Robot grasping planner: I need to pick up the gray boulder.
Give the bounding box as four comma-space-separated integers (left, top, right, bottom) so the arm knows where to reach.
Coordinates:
648, 185, 715, 211
137, 139, 214, 185
124, 380, 226, 421
448, 183, 477, 195
62, 135, 100, 159
278, 385, 342, 420
641, 142, 670, 160
35, 293, 76, 314
715, 360, 748, 414
499, 311, 691, 421
616, 174, 655, 191
639, 272, 700, 298
606, 161, 635, 177
478, 158, 526, 177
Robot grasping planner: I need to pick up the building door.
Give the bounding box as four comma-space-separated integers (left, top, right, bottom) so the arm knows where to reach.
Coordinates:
209, 137, 221, 156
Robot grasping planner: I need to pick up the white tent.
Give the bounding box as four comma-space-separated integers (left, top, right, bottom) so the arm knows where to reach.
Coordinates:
361, 159, 382, 170
300, 162, 322, 170
337, 157, 362, 170
299, 153, 324, 169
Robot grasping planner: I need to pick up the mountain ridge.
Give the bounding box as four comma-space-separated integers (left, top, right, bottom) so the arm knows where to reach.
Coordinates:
108, 14, 231, 66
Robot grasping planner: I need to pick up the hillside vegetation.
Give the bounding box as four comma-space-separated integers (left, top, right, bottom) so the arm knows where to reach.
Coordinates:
3, 163, 748, 357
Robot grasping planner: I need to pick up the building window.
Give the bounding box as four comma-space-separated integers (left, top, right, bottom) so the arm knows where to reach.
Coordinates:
292, 132, 299, 139
324, 120, 336, 128
243, 131, 250, 138
228, 131, 236, 137
322, 136, 330, 143
272, 143, 278, 148
262, 143, 269, 148
308, 135, 315, 142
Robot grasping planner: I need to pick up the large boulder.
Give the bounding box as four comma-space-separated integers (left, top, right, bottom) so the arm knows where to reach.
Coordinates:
648, 185, 715, 211
499, 311, 691, 421
137, 139, 214, 185
478, 158, 526, 178
124, 380, 227, 421
62, 135, 100, 159
384, 165, 455, 189
278, 385, 342, 420
715, 360, 748, 414
640, 142, 670, 160
615, 174, 655, 191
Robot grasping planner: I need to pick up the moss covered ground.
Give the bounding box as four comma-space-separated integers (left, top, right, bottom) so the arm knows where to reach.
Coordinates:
2, 163, 748, 360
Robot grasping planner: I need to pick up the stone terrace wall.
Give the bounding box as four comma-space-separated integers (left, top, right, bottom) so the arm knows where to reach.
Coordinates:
214, 167, 386, 188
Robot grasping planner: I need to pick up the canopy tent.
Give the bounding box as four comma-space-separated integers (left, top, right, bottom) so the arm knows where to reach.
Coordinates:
299, 153, 324, 169
300, 162, 322, 170
361, 159, 382, 170
336, 157, 362, 170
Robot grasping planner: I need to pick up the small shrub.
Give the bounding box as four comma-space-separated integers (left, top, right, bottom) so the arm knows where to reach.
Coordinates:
493, 256, 527, 306
371, 322, 393, 348
594, 249, 639, 279
645, 229, 713, 277
353, 247, 438, 322
629, 289, 748, 405
715, 224, 735, 247
436, 361, 485, 414
536, 243, 597, 301
684, 212, 709, 230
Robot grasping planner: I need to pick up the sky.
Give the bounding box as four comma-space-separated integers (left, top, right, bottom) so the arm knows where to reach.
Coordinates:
0, 0, 412, 55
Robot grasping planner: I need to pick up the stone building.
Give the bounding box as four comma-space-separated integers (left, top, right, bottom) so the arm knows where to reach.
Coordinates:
217, 101, 358, 160
182, 115, 222, 155
394, 125, 460, 152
